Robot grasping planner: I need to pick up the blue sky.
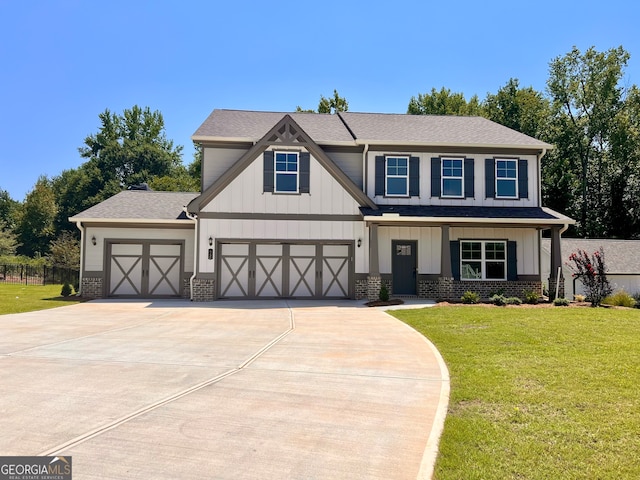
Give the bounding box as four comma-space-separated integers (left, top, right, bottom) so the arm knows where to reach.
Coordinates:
1, 0, 639, 201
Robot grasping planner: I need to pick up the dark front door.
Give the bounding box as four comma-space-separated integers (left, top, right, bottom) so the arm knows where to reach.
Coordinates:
392, 240, 417, 295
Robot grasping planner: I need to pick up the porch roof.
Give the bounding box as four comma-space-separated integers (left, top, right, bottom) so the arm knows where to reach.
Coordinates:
361, 205, 574, 227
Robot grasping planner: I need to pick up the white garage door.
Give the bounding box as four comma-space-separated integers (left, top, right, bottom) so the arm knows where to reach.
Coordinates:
108, 241, 183, 298
218, 242, 352, 299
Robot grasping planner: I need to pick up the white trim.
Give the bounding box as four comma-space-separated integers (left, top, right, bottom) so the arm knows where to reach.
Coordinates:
441, 157, 464, 199
274, 151, 300, 194
495, 158, 518, 199
385, 155, 410, 197
364, 213, 575, 226
460, 240, 507, 281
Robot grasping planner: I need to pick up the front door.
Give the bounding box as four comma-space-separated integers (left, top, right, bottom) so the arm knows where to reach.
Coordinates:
392, 240, 417, 295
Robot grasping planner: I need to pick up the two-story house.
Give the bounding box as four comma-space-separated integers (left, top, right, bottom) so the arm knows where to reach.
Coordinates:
70, 109, 573, 301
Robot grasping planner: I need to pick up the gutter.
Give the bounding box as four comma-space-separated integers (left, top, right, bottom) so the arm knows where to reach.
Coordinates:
184, 207, 198, 301
73, 220, 85, 295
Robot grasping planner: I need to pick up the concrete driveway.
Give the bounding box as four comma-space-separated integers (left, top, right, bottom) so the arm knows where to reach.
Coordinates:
0, 300, 448, 480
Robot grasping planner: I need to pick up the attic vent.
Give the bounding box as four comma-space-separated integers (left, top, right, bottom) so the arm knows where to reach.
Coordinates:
128, 182, 152, 191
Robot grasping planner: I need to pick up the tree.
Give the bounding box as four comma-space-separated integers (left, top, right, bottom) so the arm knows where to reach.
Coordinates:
296, 89, 349, 114
408, 87, 483, 116
483, 78, 551, 139
0, 220, 19, 256
14, 177, 58, 257
0, 189, 19, 230
47, 231, 80, 269
567, 247, 612, 306
79, 105, 184, 191
546, 46, 631, 237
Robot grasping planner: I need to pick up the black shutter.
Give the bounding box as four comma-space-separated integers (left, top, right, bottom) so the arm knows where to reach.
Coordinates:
263, 151, 274, 193
464, 158, 474, 198
507, 241, 517, 280
299, 152, 310, 193
431, 157, 441, 197
409, 156, 420, 196
518, 159, 528, 199
375, 156, 385, 196
485, 158, 495, 198
450, 240, 460, 280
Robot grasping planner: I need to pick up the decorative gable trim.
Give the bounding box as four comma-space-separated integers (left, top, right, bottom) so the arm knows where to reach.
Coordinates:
188, 115, 377, 213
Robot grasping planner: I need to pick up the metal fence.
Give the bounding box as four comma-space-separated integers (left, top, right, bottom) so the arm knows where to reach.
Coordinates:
0, 264, 79, 286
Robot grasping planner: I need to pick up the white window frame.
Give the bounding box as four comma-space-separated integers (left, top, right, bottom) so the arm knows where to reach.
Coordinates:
495, 158, 518, 199
274, 151, 299, 194
460, 240, 507, 281
385, 156, 409, 197
441, 157, 464, 198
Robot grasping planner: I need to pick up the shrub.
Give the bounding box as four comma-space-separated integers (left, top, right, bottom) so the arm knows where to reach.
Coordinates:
506, 296, 522, 305
379, 284, 389, 302
489, 288, 505, 297
553, 297, 570, 307
522, 289, 539, 304
61, 283, 73, 297
574, 294, 586, 302
461, 291, 480, 304
633, 292, 640, 309
567, 247, 612, 307
491, 294, 507, 306
603, 290, 636, 308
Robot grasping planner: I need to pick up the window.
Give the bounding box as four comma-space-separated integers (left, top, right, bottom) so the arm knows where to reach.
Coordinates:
275, 152, 298, 193
461, 241, 506, 280
386, 156, 409, 196
496, 159, 518, 198
441, 158, 464, 197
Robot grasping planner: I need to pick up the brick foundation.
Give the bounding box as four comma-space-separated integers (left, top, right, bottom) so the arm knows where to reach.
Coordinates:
548, 276, 565, 300
191, 277, 216, 301
81, 277, 103, 299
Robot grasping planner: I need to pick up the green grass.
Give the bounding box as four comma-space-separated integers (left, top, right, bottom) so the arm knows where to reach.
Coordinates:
0, 284, 83, 315
391, 305, 640, 480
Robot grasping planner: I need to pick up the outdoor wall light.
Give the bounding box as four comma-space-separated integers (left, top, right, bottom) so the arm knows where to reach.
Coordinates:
208, 236, 213, 246
91, 235, 96, 246
357, 238, 362, 248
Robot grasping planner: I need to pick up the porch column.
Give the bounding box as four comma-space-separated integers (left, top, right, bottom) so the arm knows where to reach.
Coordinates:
367, 223, 381, 300
440, 224, 452, 277
549, 226, 565, 299
369, 223, 379, 275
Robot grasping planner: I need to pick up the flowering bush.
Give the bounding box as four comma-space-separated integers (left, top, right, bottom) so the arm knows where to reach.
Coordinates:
567, 248, 612, 307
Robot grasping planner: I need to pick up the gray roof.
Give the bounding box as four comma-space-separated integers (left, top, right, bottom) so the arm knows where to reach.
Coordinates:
192, 110, 355, 144
542, 238, 640, 274
192, 109, 552, 150
340, 112, 552, 149
69, 191, 199, 221
361, 205, 561, 220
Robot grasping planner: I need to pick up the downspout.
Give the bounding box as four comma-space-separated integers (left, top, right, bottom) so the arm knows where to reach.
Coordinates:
184, 207, 198, 301
73, 220, 85, 296
362, 143, 369, 195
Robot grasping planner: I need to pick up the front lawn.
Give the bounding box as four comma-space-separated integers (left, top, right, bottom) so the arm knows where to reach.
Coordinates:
391, 305, 640, 480
0, 284, 83, 315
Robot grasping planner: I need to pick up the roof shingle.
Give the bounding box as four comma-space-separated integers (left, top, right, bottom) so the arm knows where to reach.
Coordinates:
69, 191, 199, 221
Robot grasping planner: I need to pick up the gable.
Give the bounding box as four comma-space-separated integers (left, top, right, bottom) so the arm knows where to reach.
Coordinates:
200, 147, 363, 216
188, 115, 376, 213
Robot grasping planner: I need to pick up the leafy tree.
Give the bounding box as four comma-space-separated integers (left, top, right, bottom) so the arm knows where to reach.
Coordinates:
407, 87, 483, 116
79, 105, 184, 191
14, 177, 58, 257
0, 189, 19, 230
296, 89, 349, 114
0, 220, 19, 256
47, 231, 80, 268
567, 247, 612, 306
546, 46, 631, 237
483, 78, 551, 139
